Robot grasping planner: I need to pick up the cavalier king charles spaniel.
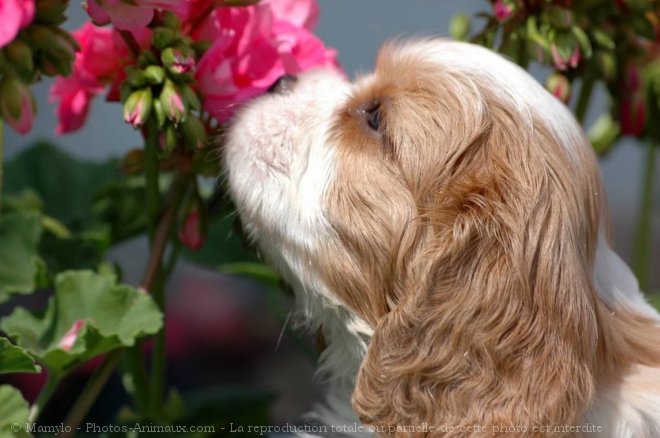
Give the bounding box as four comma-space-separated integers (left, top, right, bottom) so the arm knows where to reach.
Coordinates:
224, 39, 660, 437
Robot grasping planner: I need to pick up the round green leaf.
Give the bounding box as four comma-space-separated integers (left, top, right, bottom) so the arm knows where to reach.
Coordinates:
1, 271, 163, 377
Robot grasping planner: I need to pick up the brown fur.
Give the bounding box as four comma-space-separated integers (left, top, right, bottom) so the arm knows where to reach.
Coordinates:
308, 43, 660, 436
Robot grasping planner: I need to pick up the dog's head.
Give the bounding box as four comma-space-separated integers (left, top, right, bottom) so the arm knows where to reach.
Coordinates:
225, 39, 660, 431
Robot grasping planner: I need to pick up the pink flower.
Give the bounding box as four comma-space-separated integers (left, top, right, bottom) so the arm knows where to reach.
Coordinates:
85, 0, 187, 31
195, 1, 339, 122
179, 210, 204, 250
493, 0, 513, 22
268, 0, 320, 30
59, 320, 86, 351
0, 0, 35, 49
50, 23, 144, 133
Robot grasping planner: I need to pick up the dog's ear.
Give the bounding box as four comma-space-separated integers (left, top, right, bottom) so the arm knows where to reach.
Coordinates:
352, 112, 607, 433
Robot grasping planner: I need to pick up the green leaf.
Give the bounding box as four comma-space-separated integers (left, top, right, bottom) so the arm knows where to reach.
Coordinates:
219, 263, 280, 290
0, 212, 43, 303
0, 338, 41, 375
4, 142, 119, 230
92, 177, 150, 244
1, 271, 163, 377
0, 385, 33, 438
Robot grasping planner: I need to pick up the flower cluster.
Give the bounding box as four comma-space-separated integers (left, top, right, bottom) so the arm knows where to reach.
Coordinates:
454, 0, 660, 151
46, 0, 338, 250
0, 0, 77, 133
51, 0, 339, 133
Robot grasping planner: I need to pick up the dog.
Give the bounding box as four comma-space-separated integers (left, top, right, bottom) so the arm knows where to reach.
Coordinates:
224, 39, 660, 437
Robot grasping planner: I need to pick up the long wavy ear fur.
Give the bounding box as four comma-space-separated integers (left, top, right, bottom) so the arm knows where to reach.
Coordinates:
352, 102, 607, 434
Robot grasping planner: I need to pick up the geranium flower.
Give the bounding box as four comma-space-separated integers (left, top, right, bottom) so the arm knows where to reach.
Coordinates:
85, 0, 187, 31
195, 0, 339, 121
50, 23, 147, 133
0, 0, 35, 48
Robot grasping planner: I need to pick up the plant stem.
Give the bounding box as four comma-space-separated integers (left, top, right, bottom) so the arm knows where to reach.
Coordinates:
61, 351, 123, 438
144, 173, 190, 418
124, 345, 150, 413
575, 77, 595, 125
28, 373, 59, 423
59, 172, 191, 435
0, 119, 4, 215
633, 140, 657, 291
145, 121, 160, 244
118, 30, 141, 58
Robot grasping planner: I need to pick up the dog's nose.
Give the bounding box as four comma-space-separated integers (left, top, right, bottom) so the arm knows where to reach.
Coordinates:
267, 74, 298, 94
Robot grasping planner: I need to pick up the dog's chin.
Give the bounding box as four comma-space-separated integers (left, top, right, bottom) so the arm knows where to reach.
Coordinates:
223, 69, 350, 301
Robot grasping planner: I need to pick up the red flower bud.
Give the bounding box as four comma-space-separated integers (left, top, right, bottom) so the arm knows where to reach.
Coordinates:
59, 320, 86, 351
493, 0, 514, 21
551, 44, 580, 71
178, 210, 205, 250
546, 73, 571, 103
0, 75, 36, 134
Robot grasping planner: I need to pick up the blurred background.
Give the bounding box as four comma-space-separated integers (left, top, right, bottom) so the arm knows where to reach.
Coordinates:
3, 0, 659, 428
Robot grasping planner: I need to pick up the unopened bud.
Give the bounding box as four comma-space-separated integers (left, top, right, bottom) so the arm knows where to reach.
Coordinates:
28, 26, 76, 76
159, 79, 187, 124
178, 208, 206, 251
181, 116, 207, 150
123, 88, 153, 128
3, 40, 34, 78
144, 65, 165, 85
449, 14, 471, 41
493, 0, 514, 21
151, 27, 177, 50
153, 99, 166, 128
35, 0, 69, 25
161, 45, 195, 75
161, 11, 181, 30
160, 124, 178, 155
0, 75, 36, 134
545, 5, 574, 29
180, 84, 201, 112
125, 66, 146, 88
546, 72, 571, 103
137, 50, 158, 69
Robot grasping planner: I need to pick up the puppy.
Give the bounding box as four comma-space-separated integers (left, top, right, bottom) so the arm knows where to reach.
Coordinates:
224, 39, 660, 437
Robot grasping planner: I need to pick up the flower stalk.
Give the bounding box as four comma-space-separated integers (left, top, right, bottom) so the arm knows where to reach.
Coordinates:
61, 351, 124, 438
575, 76, 595, 125
0, 118, 3, 214
633, 141, 657, 291
28, 373, 59, 423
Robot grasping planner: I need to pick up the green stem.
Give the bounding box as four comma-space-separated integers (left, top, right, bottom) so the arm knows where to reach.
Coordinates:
61, 350, 124, 438
0, 118, 4, 215
575, 77, 595, 125
28, 374, 59, 423
124, 345, 150, 413
145, 173, 190, 419
145, 121, 160, 244
633, 140, 657, 291
149, 276, 166, 418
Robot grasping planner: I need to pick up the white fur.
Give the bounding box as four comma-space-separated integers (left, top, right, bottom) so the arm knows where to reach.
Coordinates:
225, 40, 660, 437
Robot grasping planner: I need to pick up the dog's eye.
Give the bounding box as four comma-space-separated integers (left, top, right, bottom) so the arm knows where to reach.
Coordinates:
365, 102, 381, 131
